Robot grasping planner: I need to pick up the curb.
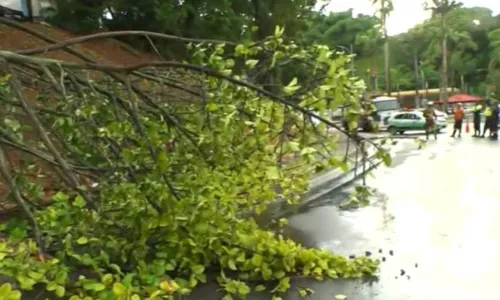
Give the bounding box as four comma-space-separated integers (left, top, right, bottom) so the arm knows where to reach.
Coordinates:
261, 144, 387, 220
306, 145, 376, 196
301, 151, 381, 204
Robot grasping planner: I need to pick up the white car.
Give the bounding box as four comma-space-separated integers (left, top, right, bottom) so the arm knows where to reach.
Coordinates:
387, 110, 447, 135
418, 108, 448, 122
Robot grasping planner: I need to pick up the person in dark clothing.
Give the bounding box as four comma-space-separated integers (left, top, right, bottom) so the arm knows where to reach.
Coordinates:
423, 102, 438, 140
472, 102, 483, 137
490, 102, 499, 140
482, 104, 493, 138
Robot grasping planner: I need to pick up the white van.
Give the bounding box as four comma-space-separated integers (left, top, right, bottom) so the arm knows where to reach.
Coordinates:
371, 96, 400, 129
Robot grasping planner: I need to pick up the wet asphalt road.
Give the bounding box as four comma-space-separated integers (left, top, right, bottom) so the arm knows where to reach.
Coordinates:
284, 128, 500, 300
188, 127, 500, 300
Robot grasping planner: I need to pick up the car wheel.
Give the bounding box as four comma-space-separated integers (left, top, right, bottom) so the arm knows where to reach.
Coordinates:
388, 126, 397, 135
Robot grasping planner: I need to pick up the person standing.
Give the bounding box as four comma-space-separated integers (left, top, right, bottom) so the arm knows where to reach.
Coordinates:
482, 103, 493, 138
472, 102, 483, 137
491, 101, 499, 140
451, 103, 465, 138
423, 102, 438, 140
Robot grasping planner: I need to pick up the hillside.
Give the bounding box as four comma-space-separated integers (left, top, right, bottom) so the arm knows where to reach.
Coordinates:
0, 19, 155, 65
0, 19, 157, 215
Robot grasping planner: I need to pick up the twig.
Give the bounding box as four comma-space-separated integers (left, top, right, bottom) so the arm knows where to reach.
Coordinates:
0, 50, 381, 151
17, 30, 237, 56
3, 61, 96, 209
0, 143, 45, 256
0, 18, 205, 98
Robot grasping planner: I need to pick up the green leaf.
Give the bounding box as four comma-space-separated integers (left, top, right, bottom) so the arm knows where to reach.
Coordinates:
227, 259, 237, 270
300, 147, 317, 155
222, 294, 233, 300
55, 286, 65, 298
335, 294, 348, 300
4, 118, 20, 131
299, 288, 307, 297
27, 271, 44, 280
245, 60, 259, 68
274, 25, 281, 37
83, 283, 105, 291
255, 285, 266, 292
265, 166, 280, 180
192, 265, 205, 274
0, 283, 12, 295
76, 237, 88, 245
251, 254, 263, 266
238, 283, 251, 296
73, 195, 85, 208
112, 283, 127, 295
283, 77, 301, 95
328, 156, 349, 172
206, 102, 218, 112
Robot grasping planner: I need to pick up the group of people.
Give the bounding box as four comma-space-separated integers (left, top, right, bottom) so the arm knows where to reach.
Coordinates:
423, 100, 499, 140
471, 101, 499, 140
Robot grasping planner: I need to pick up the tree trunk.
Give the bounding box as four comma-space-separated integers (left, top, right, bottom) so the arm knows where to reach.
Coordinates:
382, 4, 391, 96
26, 0, 33, 21
371, 58, 377, 92
413, 49, 420, 108
440, 14, 449, 111
460, 74, 465, 91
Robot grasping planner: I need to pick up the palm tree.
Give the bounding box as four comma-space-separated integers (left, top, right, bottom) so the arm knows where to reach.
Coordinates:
424, 0, 463, 111
372, 0, 393, 95
487, 28, 500, 96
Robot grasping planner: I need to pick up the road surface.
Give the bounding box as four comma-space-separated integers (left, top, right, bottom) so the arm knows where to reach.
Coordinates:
282, 129, 500, 299
187, 128, 500, 299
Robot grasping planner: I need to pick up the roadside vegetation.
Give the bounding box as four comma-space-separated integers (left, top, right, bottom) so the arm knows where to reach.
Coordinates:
0, 0, 496, 298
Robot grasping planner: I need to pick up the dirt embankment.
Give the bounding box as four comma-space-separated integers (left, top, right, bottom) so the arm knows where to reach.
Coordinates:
0, 21, 155, 65
0, 19, 156, 213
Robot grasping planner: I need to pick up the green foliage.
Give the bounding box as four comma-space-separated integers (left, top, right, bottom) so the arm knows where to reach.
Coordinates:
385, 6, 500, 94
0, 28, 378, 299
47, 0, 318, 57
340, 185, 373, 210
0, 283, 21, 300
302, 10, 378, 52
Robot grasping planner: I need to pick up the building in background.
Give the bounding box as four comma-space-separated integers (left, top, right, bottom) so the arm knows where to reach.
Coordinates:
0, 0, 54, 19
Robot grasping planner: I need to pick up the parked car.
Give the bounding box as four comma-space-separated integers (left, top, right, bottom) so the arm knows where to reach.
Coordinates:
370, 96, 400, 129
342, 115, 375, 132
417, 108, 448, 120
387, 110, 447, 135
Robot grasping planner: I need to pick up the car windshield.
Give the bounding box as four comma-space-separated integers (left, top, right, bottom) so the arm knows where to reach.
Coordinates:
373, 100, 400, 112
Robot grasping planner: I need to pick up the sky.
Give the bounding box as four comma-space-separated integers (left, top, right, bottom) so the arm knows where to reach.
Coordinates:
323, 0, 500, 36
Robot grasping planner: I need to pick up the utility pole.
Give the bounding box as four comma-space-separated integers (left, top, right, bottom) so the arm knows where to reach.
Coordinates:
381, 0, 391, 96
413, 49, 420, 108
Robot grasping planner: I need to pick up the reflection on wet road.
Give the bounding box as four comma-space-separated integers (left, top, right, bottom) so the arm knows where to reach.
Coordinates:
285, 135, 500, 299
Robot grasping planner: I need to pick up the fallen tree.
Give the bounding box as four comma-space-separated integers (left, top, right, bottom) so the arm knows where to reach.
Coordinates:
0, 24, 386, 299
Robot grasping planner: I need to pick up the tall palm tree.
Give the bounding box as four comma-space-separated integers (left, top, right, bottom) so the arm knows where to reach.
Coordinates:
424, 0, 463, 111
487, 28, 500, 96
372, 0, 393, 95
